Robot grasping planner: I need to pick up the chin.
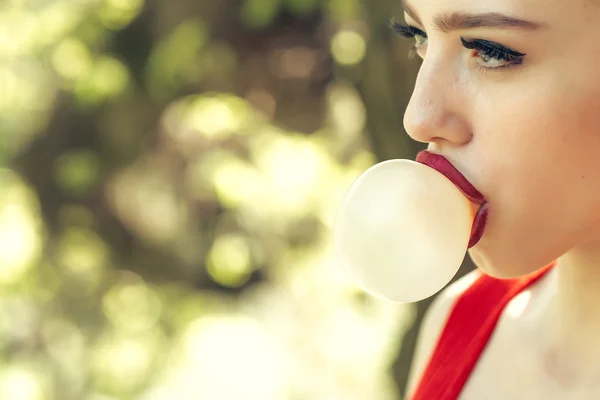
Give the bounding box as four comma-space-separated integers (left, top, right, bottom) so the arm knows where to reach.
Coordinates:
467, 240, 552, 280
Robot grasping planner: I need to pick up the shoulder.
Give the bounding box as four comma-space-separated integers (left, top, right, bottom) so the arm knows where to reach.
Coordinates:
405, 268, 482, 397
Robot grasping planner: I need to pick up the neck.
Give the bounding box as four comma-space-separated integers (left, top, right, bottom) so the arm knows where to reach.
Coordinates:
539, 245, 600, 384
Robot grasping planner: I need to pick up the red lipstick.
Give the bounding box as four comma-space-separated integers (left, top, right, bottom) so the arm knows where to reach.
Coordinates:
416, 150, 488, 248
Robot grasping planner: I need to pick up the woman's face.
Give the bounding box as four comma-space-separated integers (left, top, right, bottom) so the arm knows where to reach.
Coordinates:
401, 0, 600, 278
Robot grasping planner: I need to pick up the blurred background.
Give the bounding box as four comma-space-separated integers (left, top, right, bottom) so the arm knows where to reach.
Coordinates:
0, 0, 475, 399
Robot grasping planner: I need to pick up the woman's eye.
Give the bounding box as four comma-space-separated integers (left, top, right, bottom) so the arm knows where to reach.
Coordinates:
391, 20, 527, 71
461, 38, 526, 70
391, 22, 428, 55
414, 33, 428, 48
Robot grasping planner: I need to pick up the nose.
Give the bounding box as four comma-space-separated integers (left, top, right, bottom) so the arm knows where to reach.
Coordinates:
403, 57, 472, 146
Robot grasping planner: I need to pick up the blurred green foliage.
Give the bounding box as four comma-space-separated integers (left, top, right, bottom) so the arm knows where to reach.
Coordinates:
0, 0, 433, 399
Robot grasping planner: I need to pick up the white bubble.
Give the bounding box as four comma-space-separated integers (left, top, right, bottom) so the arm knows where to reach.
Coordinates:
333, 159, 475, 303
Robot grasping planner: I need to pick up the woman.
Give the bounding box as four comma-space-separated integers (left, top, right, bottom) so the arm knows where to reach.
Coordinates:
393, 0, 600, 398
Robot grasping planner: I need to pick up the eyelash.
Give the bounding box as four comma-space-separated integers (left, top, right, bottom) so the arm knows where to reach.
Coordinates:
390, 21, 526, 71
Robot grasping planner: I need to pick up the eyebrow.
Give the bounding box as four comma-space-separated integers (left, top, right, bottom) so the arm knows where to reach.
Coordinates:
402, 0, 546, 32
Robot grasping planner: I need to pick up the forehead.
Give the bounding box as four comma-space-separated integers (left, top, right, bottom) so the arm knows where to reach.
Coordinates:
404, 0, 594, 21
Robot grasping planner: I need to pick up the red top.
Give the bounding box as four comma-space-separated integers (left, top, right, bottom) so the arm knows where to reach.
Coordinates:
411, 264, 555, 400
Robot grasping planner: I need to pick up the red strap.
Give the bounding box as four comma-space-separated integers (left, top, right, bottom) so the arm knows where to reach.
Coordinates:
411, 264, 554, 400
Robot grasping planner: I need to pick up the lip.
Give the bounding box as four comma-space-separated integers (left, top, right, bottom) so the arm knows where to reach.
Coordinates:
416, 150, 488, 248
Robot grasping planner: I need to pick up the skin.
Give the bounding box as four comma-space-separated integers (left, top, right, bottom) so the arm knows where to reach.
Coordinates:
402, 0, 600, 397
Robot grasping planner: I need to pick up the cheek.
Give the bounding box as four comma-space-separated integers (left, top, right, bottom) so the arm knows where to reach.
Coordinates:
478, 79, 600, 191
469, 86, 600, 276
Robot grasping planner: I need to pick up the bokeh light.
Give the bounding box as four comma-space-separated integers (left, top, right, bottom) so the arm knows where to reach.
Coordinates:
206, 233, 254, 287
331, 30, 367, 66
0, 170, 44, 285
0, 365, 51, 400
